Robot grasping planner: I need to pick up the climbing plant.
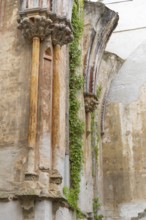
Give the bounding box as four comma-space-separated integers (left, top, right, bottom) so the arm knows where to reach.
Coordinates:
91, 84, 102, 174
64, 0, 84, 218
93, 198, 103, 220
91, 85, 103, 219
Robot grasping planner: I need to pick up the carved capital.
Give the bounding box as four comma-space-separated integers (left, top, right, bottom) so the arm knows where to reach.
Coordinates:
18, 10, 73, 45
18, 15, 53, 41
50, 169, 62, 185
49, 169, 63, 198
84, 93, 98, 112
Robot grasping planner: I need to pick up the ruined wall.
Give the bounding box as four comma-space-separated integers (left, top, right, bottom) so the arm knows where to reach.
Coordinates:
90, 51, 124, 219
0, 1, 123, 220
0, 0, 31, 197
0, 0, 74, 219
102, 41, 146, 220
79, 2, 119, 218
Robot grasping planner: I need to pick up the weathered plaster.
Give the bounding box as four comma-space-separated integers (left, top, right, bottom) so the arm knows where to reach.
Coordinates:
35, 200, 52, 220
0, 1, 120, 220
55, 207, 75, 220
0, 201, 23, 220
52, 0, 73, 20
0, 0, 31, 194
96, 51, 124, 207
102, 40, 146, 219
78, 2, 120, 216
83, 1, 119, 95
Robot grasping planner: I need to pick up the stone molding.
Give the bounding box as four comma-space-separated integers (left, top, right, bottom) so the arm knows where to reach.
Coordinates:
18, 9, 73, 45
83, 1, 119, 95
50, 169, 62, 185
15, 169, 63, 199
84, 93, 98, 112
0, 169, 63, 202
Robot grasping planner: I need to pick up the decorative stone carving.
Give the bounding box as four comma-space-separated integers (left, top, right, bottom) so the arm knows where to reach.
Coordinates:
84, 93, 98, 112
17, 10, 73, 45
50, 169, 62, 185
16, 180, 42, 198
49, 169, 63, 198
20, 199, 35, 220
17, 15, 53, 41
24, 172, 39, 181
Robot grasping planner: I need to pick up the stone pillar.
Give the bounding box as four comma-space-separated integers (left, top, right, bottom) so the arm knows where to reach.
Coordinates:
85, 112, 92, 175
25, 37, 40, 178
51, 44, 66, 185
17, 5, 73, 212
52, 44, 61, 169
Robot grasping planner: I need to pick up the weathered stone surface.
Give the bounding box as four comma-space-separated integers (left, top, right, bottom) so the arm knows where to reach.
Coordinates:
55, 207, 75, 220
83, 1, 119, 96
101, 41, 146, 219
92, 51, 123, 207
52, 0, 73, 20
0, 0, 31, 195
0, 201, 23, 220
0, 1, 120, 220
35, 200, 53, 220
18, 11, 73, 45
84, 93, 98, 112
78, 2, 120, 216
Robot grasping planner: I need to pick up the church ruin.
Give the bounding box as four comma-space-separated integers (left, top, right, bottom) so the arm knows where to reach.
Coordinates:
1, 0, 146, 220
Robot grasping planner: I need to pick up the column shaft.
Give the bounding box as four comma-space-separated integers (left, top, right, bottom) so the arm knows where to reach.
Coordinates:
26, 37, 40, 175
52, 45, 61, 168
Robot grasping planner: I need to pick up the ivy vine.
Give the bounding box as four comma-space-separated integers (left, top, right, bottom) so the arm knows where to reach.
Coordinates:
64, 0, 84, 218
93, 198, 103, 220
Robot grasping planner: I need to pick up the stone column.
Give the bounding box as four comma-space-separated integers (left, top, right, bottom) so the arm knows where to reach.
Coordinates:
17, 7, 73, 200
85, 112, 92, 174
25, 37, 40, 178
52, 44, 61, 169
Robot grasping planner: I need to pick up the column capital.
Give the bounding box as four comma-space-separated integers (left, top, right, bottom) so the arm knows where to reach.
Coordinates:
18, 10, 73, 45
84, 93, 98, 113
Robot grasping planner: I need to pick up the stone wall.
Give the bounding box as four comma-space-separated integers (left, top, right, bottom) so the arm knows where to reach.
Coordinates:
102, 41, 146, 220
93, 51, 124, 216
0, 0, 73, 219
0, 0, 120, 220
0, 0, 31, 196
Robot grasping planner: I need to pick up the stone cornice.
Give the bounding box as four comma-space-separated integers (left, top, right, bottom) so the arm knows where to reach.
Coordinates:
18, 9, 73, 45
0, 169, 63, 201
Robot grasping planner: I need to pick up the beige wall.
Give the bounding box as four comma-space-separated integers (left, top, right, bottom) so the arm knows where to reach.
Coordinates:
102, 41, 146, 220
